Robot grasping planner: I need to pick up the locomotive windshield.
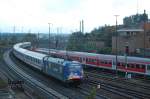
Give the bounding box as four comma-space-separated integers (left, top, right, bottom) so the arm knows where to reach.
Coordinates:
69, 64, 81, 72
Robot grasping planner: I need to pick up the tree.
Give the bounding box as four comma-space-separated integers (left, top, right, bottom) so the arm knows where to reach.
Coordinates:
67, 32, 85, 51
22, 33, 36, 42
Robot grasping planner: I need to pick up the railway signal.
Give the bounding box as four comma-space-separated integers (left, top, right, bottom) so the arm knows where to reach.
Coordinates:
125, 45, 129, 55
125, 43, 129, 78
97, 83, 101, 89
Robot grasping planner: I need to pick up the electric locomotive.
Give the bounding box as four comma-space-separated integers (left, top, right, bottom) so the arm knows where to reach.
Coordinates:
13, 42, 83, 85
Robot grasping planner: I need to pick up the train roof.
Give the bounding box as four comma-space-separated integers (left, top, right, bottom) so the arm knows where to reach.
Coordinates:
47, 57, 64, 65
71, 51, 150, 63
25, 50, 46, 60
37, 48, 150, 64
14, 42, 46, 60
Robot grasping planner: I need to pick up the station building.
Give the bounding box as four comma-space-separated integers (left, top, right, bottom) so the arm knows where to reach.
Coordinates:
112, 22, 150, 55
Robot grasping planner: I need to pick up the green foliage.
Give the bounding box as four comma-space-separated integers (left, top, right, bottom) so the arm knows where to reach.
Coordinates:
86, 87, 97, 99
9, 35, 17, 44
97, 47, 112, 54
22, 33, 37, 45
0, 80, 7, 88
123, 12, 148, 27
67, 32, 85, 51
67, 25, 115, 53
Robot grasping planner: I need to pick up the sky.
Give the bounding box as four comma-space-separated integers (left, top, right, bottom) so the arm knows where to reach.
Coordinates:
0, 0, 150, 33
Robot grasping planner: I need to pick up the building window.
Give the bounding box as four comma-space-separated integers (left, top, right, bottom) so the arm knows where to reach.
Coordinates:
126, 32, 130, 36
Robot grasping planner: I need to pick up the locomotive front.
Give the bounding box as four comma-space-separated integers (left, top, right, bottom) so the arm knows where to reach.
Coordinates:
64, 61, 83, 84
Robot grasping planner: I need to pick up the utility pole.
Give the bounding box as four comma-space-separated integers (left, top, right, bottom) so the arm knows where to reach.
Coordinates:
137, 0, 139, 14
114, 15, 119, 76
82, 20, 84, 33
21, 26, 24, 33
48, 23, 52, 54
13, 25, 16, 33
0, 29, 1, 41
143, 10, 147, 57
80, 21, 81, 33
125, 42, 129, 78
13, 25, 16, 44
56, 27, 59, 49
37, 32, 39, 48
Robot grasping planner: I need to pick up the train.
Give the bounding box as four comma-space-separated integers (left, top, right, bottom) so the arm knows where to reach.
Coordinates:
13, 42, 83, 85
35, 48, 150, 77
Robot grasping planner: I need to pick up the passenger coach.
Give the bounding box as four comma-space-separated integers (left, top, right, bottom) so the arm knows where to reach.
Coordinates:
13, 42, 83, 85
36, 48, 150, 77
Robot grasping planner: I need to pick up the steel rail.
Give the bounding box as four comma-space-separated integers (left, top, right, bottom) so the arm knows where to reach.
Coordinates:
3, 50, 68, 99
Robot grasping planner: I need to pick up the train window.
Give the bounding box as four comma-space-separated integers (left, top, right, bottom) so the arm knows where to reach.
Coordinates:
86, 58, 88, 62
136, 64, 140, 68
37, 59, 38, 63
49, 63, 51, 68
131, 64, 135, 68
142, 64, 145, 67
101, 61, 104, 64
92, 59, 94, 62
59, 67, 62, 73
120, 63, 122, 66
94, 59, 96, 62
127, 64, 130, 68
104, 61, 107, 64
83, 58, 85, 61
147, 65, 150, 70
122, 63, 125, 67
91, 59, 93, 62
109, 62, 112, 64
117, 62, 120, 66
90, 59, 93, 62
139, 64, 145, 69
31, 57, 33, 61
130, 64, 134, 68
88, 58, 90, 62
141, 65, 145, 69
79, 58, 82, 61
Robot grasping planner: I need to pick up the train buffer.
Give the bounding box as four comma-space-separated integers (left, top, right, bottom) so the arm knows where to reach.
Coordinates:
8, 79, 24, 90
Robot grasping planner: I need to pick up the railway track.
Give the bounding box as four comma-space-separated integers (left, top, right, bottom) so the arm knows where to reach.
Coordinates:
10, 48, 150, 99
85, 71, 150, 99
86, 69, 150, 91
4, 50, 68, 99
78, 81, 128, 99
9, 51, 97, 99
10, 50, 131, 99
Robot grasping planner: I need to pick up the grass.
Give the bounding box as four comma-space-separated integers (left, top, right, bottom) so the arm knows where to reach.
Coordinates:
0, 80, 7, 89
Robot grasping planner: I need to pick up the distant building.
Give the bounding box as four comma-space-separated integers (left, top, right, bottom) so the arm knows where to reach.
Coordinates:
112, 22, 150, 55
87, 40, 105, 52
112, 28, 144, 54
123, 10, 148, 27
112, 10, 150, 56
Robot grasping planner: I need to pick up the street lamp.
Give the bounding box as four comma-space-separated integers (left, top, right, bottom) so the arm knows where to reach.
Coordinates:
114, 15, 119, 76
48, 23, 52, 54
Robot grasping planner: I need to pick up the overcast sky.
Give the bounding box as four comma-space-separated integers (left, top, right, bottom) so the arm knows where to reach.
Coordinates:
0, 0, 150, 33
